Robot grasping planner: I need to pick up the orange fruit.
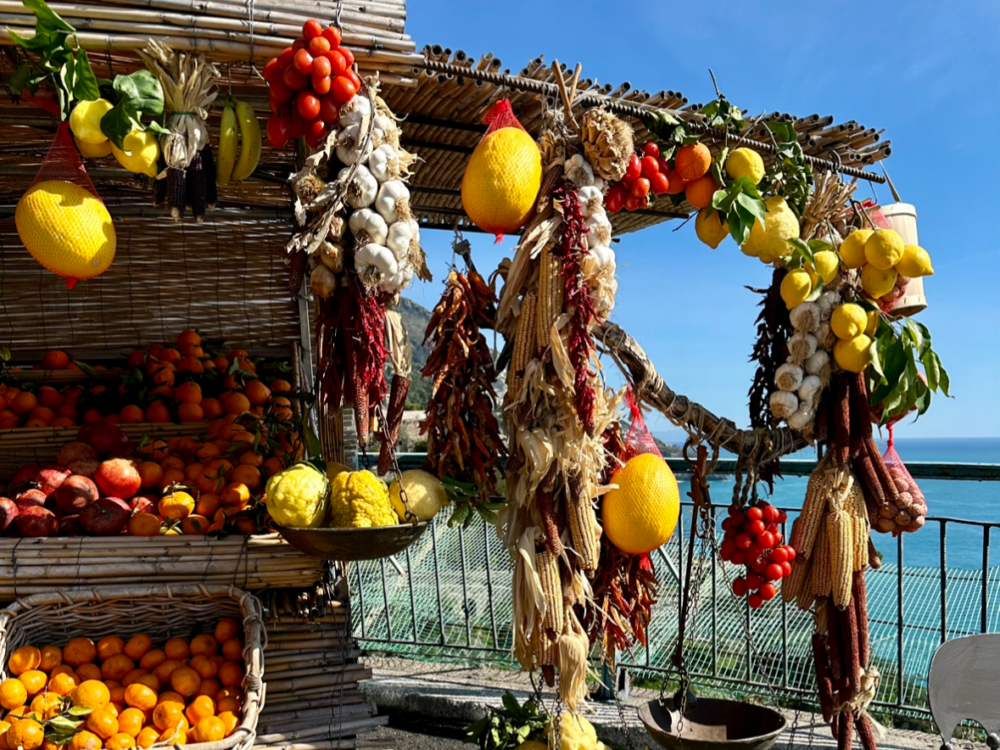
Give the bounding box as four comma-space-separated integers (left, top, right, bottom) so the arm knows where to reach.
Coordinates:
138, 650, 165, 672
157, 468, 186, 493
135, 462, 163, 490
220, 483, 250, 508
217, 662, 243, 689
176, 357, 204, 375
193, 716, 225, 743
48, 671, 79, 697
152, 701, 186, 732
19, 671, 47, 698
42, 350, 70, 370
184, 462, 205, 482
101, 656, 134, 683
188, 656, 218, 681
8, 647, 41, 676
160, 454, 184, 472
177, 402, 204, 423
169, 667, 201, 699
269, 379, 292, 393
213, 619, 239, 644
29, 407, 56, 424
38, 646, 62, 673
72, 680, 110, 710
159, 348, 181, 364
123, 635, 151, 662
0, 679, 27, 710
189, 635, 218, 658
195, 442, 222, 462
5, 705, 31, 724
64, 638, 97, 667
38, 387, 64, 409
201, 399, 224, 420
228, 464, 261, 491
184, 696, 215, 726
120, 670, 145, 688
123, 685, 156, 712
221, 392, 250, 415
237, 451, 263, 467
152, 660, 180, 684
76, 664, 102, 682
70, 730, 103, 750
7, 719, 44, 750
51, 417, 76, 427
11, 392, 38, 415
105, 733, 135, 750
119, 405, 145, 424
156, 692, 184, 707
684, 174, 718, 210
107, 684, 125, 705
243, 380, 270, 406
176, 330, 201, 347
675, 142, 712, 181
144, 402, 171, 423
86, 707, 119, 740
135, 727, 159, 749
97, 637, 125, 662
217, 710, 239, 737
117, 708, 145, 738
262, 457, 285, 477
196, 678, 221, 700
271, 405, 293, 422
163, 639, 190, 662
230, 430, 255, 445
195, 494, 220, 518
127, 350, 146, 367
220, 639, 243, 662
135, 674, 159, 694
174, 383, 202, 405
24, 418, 49, 428
157, 727, 185, 745
158, 492, 194, 521
29, 692, 61, 719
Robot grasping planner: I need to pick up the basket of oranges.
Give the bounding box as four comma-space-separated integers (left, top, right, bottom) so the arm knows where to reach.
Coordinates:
0, 584, 264, 750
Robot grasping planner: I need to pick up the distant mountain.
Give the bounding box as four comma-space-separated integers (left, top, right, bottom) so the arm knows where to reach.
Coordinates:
396, 297, 433, 409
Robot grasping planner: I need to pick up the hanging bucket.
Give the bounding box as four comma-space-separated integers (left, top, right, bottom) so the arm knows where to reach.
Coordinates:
880, 202, 926, 318
640, 697, 786, 750
276, 522, 429, 561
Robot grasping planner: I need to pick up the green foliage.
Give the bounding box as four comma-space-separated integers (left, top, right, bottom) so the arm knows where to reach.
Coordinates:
43, 700, 92, 745
100, 70, 166, 150
445, 476, 506, 527
708, 175, 767, 248
758, 122, 813, 215
465, 692, 548, 750
781, 237, 834, 302
642, 110, 700, 163
700, 94, 745, 132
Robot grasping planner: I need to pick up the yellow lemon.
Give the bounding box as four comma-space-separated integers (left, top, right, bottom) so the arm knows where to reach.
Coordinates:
834, 335, 873, 374
695, 209, 729, 249
69, 99, 113, 145
830, 304, 867, 340
111, 129, 160, 178
838, 229, 872, 269
811, 250, 840, 283
864, 228, 905, 270
15, 180, 116, 287
864, 309, 879, 336
75, 137, 113, 159
602, 453, 679, 554
725, 147, 765, 185
861, 264, 897, 299
780, 269, 813, 309
742, 196, 799, 264
895, 244, 934, 278
389, 470, 448, 522
461, 127, 541, 238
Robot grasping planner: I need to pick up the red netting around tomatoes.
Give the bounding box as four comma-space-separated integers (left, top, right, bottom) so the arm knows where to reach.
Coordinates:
481, 98, 526, 136
623, 387, 662, 461
30, 122, 103, 200
882, 424, 927, 533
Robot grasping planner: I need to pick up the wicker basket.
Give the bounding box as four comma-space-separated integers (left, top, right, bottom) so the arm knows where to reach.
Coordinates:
0, 584, 265, 750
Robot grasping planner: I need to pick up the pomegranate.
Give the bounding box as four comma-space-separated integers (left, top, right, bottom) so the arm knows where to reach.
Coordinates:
87, 425, 133, 457
11, 463, 40, 487
79, 497, 130, 536
94, 459, 142, 499
17, 506, 58, 537
53, 475, 99, 514
15, 489, 47, 509
129, 495, 157, 515
0, 498, 19, 533
57, 514, 82, 536
66, 458, 99, 478
35, 465, 71, 497
57, 442, 99, 467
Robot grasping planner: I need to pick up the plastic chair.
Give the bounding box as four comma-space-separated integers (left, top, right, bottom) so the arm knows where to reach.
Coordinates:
928, 633, 1000, 750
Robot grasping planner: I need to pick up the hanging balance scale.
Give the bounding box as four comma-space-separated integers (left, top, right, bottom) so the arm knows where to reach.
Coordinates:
639, 446, 786, 750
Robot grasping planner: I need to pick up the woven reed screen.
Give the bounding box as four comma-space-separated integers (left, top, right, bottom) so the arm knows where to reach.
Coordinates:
0, 214, 298, 355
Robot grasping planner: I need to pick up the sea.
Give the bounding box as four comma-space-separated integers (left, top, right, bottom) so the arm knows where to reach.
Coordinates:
653, 435, 1000, 570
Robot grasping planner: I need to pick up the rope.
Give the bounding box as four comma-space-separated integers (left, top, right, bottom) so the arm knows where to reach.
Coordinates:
244, 0, 255, 64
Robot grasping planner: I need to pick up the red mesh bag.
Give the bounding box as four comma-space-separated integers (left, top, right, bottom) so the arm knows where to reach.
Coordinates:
481, 99, 526, 136
882, 424, 926, 534
30, 122, 102, 197
623, 388, 663, 461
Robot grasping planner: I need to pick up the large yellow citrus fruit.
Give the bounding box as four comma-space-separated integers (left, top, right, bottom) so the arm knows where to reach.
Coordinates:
780, 269, 812, 309
461, 127, 541, 238
602, 453, 679, 554
810, 250, 840, 283
76, 137, 113, 159
861, 264, 897, 299
15, 181, 116, 287
741, 196, 799, 264
69, 99, 113, 145
695, 209, 729, 249
834, 335, 873, 374
839, 229, 873, 268
389, 470, 447, 522
725, 147, 765, 185
830, 303, 867, 340
864, 228, 905, 270
111, 129, 160, 178
895, 244, 934, 278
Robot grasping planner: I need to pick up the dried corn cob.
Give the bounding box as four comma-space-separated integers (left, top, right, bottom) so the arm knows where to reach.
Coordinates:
782, 552, 811, 603
828, 509, 854, 609
852, 571, 869, 667
201, 144, 218, 210
856, 711, 878, 750
536, 549, 565, 639
837, 711, 854, 750
536, 244, 563, 347
849, 480, 870, 572
849, 373, 872, 459
867, 538, 881, 569
508, 290, 537, 399
536, 464, 562, 557
186, 149, 207, 221
812, 522, 832, 597
812, 633, 834, 725
167, 165, 186, 220
566, 471, 600, 572
792, 463, 829, 559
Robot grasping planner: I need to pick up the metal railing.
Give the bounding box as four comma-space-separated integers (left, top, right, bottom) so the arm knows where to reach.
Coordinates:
352, 457, 1000, 716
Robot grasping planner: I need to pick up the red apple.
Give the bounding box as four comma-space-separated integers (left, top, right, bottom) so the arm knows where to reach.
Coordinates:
94, 459, 141, 499
57, 442, 99, 467
88, 425, 132, 457
36, 465, 71, 497
129, 495, 157, 515
57, 514, 82, 536
53, 475, 99, 514
17, 506, 58, 537
15, 489, 47, 509
0, 498, 18, 533
11, 464, 40, 487
79, 497, 129, 536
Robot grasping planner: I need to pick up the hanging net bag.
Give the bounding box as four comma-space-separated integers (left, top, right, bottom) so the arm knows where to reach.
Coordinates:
460, 99, 542, 242
14, 122, 116, 289
877, 423, 927, 535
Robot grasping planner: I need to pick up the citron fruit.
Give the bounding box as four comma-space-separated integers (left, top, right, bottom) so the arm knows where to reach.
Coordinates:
15, 180, 116, 288
864, 309, 879, 336
265, 463, 329, 528
602, 453, 679, 554
389, 469, 447, 522
111, 129, 160, 178
741, 196, 799, 263
780, 269, 813, 309
864, 228, 904, 270
895, 244, 934, 278
811, 250, 840, 283
861, 264, 897, 299
695, 209, 729, 249
70, 99, 113, 145
461, 119, 541, 239
839, 229, 873, 268
834, 335, 873, 374
725, 147, 765, 185
831, 304, 867, 340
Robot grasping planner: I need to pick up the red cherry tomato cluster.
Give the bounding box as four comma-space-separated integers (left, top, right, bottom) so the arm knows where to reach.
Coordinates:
719, 502, 796, 609
261, 20, 360, 149
604, 142, 672, 214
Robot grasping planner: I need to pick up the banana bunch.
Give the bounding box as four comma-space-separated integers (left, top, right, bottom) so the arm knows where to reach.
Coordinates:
217, 97, 261, 185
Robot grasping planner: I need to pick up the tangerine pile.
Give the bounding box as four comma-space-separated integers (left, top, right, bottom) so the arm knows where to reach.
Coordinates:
0, 619, 246, 750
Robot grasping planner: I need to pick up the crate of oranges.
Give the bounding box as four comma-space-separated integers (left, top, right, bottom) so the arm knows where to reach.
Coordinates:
0, 585, 263, 750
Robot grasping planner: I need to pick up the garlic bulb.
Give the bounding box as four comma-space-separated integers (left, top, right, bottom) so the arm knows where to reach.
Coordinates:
310, 264, 337, 298
817, 290, 840, 319
577, 186, 605, 219
336, 124, 374, 166
348, 208, 388, 246
368, 144, 400, 184
387, 220, 420, 261
788, 332, 818, 365
770, 391, 799, 420
787, 405, 815, 431
338, 165, 378, 209
375, 180, 412, 224
798, 375, 823, 407
816, 321, 837, 350
589, 244, 615, 268
564, 154, 595, 188
805, 350, 829, 376
775, 363, 804, 392
319, 241, 345, 273
355, 243, 398, 279
585, 213, 612, 249
338, 95, 371, 128
789, 302, 821, 333
380, 264, 413, 294
372, 113, 400, 150
592, 176, 605, 192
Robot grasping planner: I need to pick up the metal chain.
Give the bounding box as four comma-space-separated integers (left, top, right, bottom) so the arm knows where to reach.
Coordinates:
372, 401, 416, 523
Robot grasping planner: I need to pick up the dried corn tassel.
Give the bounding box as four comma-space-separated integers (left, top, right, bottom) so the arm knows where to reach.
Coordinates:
566, 472, 600, 571
828, 509, 854, 609
812, 522, 832, 597
536, 548, 565, 640
782, 552, 812, 603
792, 455, 831, 559
557, 608, 589, 713
536, 244, 563, 347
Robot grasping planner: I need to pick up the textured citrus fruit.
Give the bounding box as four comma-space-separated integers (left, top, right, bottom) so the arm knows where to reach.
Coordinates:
741, 196, 798, 263
861, 264, 897, 299
0, 679, 27, 709
780, 269, 813, 309
864, 228, 905, 270
601, 454, 680, 554
8, 646, 41, 676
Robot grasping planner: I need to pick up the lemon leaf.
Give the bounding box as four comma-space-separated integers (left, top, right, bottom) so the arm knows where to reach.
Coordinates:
447, 502, 470, 528
22, 0, 74, 33
72, 48, 100, 101
113, 69, 164, 117
100, 99, 136, 150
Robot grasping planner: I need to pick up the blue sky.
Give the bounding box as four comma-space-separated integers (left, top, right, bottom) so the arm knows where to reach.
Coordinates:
399, 0, 1000, 439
